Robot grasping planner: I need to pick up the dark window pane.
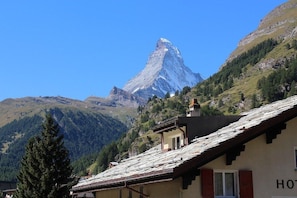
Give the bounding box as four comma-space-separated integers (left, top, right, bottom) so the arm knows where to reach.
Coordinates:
177, 136, 180, 149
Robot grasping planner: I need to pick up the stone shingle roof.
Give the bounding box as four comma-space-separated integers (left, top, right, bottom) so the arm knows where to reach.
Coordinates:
73, 95, 297, 192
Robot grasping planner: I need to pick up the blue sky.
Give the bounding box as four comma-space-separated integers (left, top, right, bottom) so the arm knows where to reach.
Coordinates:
0, 1, 287, 101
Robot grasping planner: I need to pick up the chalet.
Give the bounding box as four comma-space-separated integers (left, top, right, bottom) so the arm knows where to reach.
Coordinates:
72, 96, 297, 198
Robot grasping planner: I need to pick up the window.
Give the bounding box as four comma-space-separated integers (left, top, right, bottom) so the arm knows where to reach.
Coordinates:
172, 136, 181, 150
201, 169, 253, 198
214, 171, 237, 198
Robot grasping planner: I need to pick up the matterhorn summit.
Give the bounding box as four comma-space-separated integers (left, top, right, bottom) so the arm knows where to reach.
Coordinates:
123, 38, 203, 100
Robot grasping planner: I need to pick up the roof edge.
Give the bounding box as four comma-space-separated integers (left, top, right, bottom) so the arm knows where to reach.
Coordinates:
72, 169, 174, 193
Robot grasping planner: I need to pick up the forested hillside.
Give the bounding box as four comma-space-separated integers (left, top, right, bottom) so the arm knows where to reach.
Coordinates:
258, 50, 297, 102
0, 107, 127, 181
74, 88, 224, 176
196, 38, 278, 100
192, 38, 297, 113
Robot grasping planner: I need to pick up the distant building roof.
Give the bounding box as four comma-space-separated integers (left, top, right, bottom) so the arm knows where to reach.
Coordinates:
72, 95, 297, 193
0, 181, 16, 191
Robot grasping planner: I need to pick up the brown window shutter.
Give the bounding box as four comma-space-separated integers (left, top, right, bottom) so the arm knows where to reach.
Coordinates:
201, 168, 214, 198
239, 170, 254, 198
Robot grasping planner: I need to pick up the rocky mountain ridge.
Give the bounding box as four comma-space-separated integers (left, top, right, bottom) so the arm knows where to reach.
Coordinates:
0, 96, 137, 128
226, 0, 297, 64
106, 87, 146, 107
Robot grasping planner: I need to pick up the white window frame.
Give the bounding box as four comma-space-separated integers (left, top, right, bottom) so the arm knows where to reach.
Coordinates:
214, 170, 238, 198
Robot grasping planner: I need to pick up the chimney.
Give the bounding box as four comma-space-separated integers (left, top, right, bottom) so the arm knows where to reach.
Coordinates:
187, 99, 200, 117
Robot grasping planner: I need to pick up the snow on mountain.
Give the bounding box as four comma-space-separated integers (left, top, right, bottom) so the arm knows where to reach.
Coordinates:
123, 38, 203, 99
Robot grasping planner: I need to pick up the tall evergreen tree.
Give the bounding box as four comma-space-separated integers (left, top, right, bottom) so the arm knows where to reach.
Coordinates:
15, 114, 75, 198
15, 137, 43, 197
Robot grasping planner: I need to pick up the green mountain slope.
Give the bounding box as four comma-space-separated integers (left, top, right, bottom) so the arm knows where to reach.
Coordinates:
0, 96, 136, 128
0, 97, 130, 181
195, 0, 297, 114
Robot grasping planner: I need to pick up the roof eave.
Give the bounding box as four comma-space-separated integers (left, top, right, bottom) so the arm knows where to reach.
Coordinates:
72, 169, 174, 193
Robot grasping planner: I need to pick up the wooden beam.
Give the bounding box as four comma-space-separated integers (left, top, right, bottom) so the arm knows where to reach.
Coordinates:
182, 169, 200, 189
125, 185, 149, 198
226, 144, 245, 165
266, 122, 286, 144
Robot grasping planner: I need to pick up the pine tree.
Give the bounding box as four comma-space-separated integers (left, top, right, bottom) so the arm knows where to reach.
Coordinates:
15, 137, 43, 197
15, 114, 76, 198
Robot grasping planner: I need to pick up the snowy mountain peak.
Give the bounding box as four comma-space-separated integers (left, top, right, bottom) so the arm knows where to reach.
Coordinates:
159, 37, 170, 43
156, 38, 182, 59
123, 38, 203, 100
156, 38, 173, 50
